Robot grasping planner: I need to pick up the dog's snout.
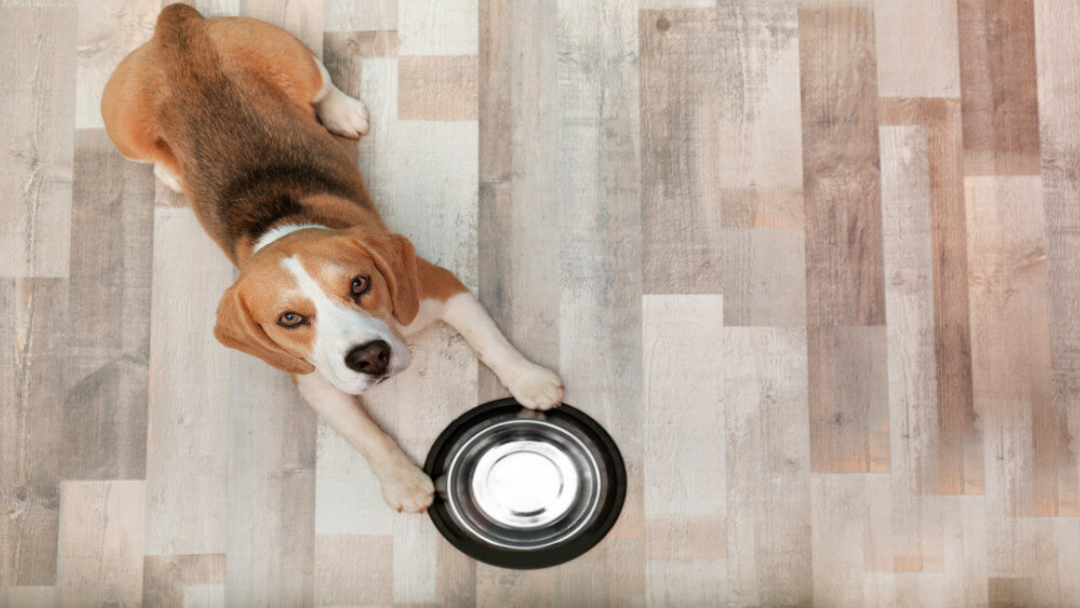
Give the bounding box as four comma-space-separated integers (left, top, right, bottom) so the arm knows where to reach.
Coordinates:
345, 340, 391, 375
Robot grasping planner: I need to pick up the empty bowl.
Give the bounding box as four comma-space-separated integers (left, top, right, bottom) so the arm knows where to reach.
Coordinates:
424, 399, 626, 569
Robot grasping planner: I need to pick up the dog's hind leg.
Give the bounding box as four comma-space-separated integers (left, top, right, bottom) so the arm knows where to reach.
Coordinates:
312, 58, 370, 138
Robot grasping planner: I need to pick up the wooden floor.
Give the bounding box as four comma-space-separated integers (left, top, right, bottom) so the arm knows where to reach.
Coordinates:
3, 0, 1080, 605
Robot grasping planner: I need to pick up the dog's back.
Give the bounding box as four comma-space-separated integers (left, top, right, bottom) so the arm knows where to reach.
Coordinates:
102, 5, 375, 261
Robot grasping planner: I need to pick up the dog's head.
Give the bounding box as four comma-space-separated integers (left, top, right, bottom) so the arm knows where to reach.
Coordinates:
214, 226, 420, 394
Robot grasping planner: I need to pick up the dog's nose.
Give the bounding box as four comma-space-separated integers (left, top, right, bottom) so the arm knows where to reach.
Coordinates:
345, 340, 391, 375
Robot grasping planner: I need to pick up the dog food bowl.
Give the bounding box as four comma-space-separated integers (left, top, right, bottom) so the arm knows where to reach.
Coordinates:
424, 399, 626, 569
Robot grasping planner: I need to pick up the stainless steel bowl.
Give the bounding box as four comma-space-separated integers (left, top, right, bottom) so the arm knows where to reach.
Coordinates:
424, 399, 626, 569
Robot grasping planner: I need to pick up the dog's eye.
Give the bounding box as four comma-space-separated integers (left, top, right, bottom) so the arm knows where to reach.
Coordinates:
351, 275, 371, 297
278, 312, 304, 327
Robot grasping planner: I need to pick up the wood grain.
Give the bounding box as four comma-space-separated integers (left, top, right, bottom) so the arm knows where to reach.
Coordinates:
62, 130, 155, 481
958, 0, 1042, 176
0, 6, 76, 279
799, 0, 886, 326
872, 0, 961, 98
641, 8, 722, 294
398, 55, 478, 120
142, 554, 226, 608
808, 326, 890, 473
313, 535, 392, 605
56, 480, 145, 607
145, 208, 232, 556
879, 97, 983, 496
397, 0, 477, 56
1, 279, 66, 586
719, 228, 807, 326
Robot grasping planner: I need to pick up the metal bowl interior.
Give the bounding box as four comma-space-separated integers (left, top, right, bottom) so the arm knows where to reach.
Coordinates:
425, 400, 626, 570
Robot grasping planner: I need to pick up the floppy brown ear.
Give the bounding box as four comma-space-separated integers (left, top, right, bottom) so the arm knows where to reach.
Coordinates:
366, 233, 420, 326
214, 283, 315, 375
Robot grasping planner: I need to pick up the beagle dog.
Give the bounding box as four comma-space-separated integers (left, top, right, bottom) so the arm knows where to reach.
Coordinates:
102, 5, 564, 513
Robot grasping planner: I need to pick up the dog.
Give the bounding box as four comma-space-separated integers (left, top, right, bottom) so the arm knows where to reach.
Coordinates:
102, 4, 564, 513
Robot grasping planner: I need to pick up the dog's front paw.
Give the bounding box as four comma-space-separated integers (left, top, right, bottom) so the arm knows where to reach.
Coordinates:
506, 363, 564, 411
316, 91, 370, 138
379, 464, 435, 513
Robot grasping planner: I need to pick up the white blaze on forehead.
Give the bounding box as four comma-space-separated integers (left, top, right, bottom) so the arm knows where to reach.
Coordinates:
280, 254, 409, 394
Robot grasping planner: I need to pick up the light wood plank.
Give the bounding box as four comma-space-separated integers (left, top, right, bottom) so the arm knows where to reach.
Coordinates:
145, 208, 232, 556
723, 327, 812, 604
242, 0, 325, 55
324, 0, 397, 32
62, 130, 155, 481
1, 279, 66, 587
716, 0, 804, 228
75, 0, 158, 130
225, 352, 316, 605
640, 8, 722, 294
872, 0, 961, 98
799, 0, 886, 326
958, 0, 1041, 175
313, 535, 392, 605
0, 586, 59, 607
645, 559, 727, 606
397, 0, 477, 56
880, 125, 945, 572
397, 55, 478, 120
56, 480, 145, 607
879, 97, 982, 496
810, 474, 868, 607
643, 295, 725, 559
0, 5, 76, 278
1033, 0, 1080, 520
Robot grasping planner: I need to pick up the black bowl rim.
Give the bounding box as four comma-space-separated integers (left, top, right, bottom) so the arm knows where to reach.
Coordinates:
423, 398, 627, 570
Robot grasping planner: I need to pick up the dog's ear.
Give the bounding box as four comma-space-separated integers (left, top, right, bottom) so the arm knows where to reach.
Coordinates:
214, 282, 315, 375
352, 231, 420, 326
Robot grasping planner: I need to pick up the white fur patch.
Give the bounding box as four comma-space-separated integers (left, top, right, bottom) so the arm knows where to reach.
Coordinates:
281, 254, 410, 394
252, 223, 329, 254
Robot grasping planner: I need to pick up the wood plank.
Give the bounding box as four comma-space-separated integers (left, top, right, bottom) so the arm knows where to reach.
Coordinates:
808, 326, 890, 473
1032, 0, 1080, 520
398, 0, 477, 56
643, 295, 725, 562
1, 278, 67, 586
716, 0, 805, 228
640, 8, 722, 294
324, 0, 397, 32
957, 0, 1041, 175
0, 586, 58, 607
872, 0, 961, 98
879, 97, 982, 495
879, 125, 945, 572
645, 559, 727, 605
313, 535, 392, 606
56, 480, 145, 607
142, 554, 226, 608
225, 353, 316, 605
242, 0, 325, 55
145, 208, 232, 556
398, 55, 478, 120
75, 0, 158, 130
62, 130, 155, 481
966, 176, 1067, 516
810, 474, 869, 606
719, 228, 806, 326
723, 327, 812, 605
799, 0, 886, 326
477, 0, 561, 405
0, 5, 76, 278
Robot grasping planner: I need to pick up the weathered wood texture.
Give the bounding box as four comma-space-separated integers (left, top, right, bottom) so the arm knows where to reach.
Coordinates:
2, 0, 1080, 604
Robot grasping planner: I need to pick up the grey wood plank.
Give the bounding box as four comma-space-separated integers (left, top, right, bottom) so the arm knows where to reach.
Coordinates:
0, 279, 67, 587
142, 554, 226, 608
225, 352, 316, 606
144, 208, 232, 556
723, 327, 812, 604
62, 130, 155, 481
719, 228, 807, 326
0, 5, 77, 278
640, 8, 722, 294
